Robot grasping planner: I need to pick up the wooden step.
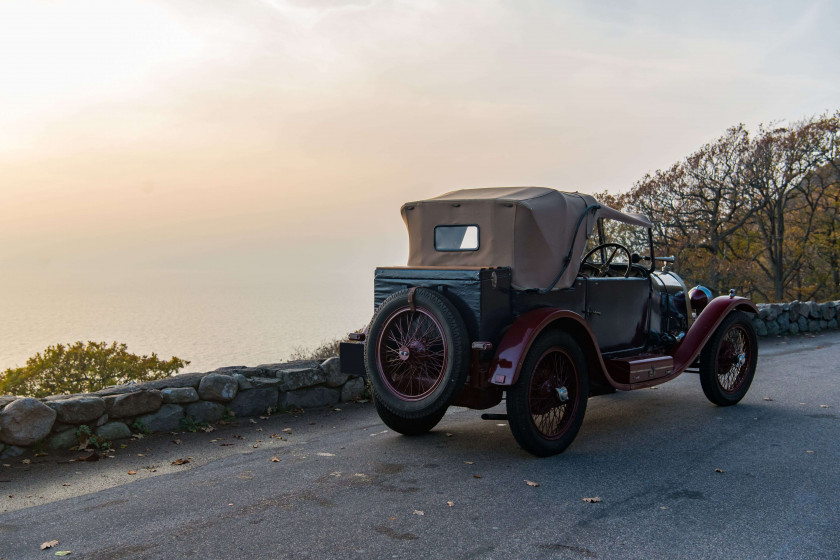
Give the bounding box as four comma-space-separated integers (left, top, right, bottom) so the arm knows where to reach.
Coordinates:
606, 354, 673, 385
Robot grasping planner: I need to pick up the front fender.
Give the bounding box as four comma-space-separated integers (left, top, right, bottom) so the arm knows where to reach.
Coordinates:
671, 296, 758, 372
488, 308, 607, 387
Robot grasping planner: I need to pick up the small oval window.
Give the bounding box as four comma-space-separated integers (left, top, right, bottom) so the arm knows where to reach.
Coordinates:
435, 225, 479, 251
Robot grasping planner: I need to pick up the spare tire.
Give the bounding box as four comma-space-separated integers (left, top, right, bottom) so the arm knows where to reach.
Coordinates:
365, 287, 470, 419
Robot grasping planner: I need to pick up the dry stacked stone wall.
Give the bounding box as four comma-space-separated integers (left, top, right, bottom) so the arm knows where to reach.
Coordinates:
751, 300, 839, 337
0, 357, 364, 459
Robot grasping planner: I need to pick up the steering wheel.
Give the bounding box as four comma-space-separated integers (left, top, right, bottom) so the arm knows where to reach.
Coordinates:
581, 243, 632, 278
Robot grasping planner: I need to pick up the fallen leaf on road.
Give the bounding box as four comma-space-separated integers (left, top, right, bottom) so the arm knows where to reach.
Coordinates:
714, 468, 725, 473
472, 475, 482, 479
582, 497, 601, 503
77, 454, 99, 462
172, 439, 181, 445
763, 397, 773, 401
202, 425, 215, 432
820, 404, 830, 408
127, 471, 137, 475
316, 452, 335, 457
62, 483, 70, 487
255, 428, 263, 432
220, 443, 234, 446
252, 444, 260, 449
22, 459, 31, 465
40, 540, 59, 550
54, 551, 72, 556
137, 453, 145, 457
464, 461, 474, 465
282, 428, 292, 434
445, 433, 453, 437
171, 458, 190, 465
525, 480, 540, 487
413, 510, 424, 516
446, 501, 455, 507
249, 419, 258, 424
270, 457, 281, 462
806, 450, 814, 454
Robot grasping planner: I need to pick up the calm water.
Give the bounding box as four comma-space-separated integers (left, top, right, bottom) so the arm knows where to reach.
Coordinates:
0, 273, 373, 373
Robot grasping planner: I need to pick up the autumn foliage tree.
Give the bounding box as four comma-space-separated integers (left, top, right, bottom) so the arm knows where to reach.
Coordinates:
0, 341, 189, 398
615, 111, 840, 302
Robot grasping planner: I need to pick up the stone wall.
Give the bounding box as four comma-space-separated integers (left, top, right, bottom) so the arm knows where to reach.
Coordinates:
751, 300, 840, 336
0, 357, 364, 459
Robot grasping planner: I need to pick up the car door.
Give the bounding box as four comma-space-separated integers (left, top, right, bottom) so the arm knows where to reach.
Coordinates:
584, 277, 651, 353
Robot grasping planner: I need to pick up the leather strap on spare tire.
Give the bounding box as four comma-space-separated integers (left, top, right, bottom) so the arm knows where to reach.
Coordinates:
365, 287, 470, 419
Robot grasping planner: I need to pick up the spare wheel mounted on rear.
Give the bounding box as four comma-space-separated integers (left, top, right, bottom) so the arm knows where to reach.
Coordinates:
365, 287, 470, 419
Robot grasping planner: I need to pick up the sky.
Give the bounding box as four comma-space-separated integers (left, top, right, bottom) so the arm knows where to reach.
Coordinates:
1, 0, 839, 285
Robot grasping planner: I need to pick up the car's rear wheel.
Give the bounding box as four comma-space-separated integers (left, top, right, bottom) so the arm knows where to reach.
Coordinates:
365, 287, 469, 420
374, 396, 447, 435
699, 311, 758, 406
507, 330, 589, 457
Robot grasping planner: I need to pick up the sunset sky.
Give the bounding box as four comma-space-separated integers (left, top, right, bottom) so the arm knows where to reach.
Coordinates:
1, 0, 838, 285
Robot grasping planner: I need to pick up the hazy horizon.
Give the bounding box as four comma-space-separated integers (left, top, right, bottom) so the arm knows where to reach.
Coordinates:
1, 1, 839, 368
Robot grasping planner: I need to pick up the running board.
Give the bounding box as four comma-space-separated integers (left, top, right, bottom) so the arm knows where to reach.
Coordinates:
480, 413, 508, 421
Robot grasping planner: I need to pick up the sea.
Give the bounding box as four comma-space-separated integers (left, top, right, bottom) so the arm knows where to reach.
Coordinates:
0, 273, 374, 373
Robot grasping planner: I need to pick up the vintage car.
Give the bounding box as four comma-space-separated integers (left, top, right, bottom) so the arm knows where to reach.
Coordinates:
340, 187, 759, 456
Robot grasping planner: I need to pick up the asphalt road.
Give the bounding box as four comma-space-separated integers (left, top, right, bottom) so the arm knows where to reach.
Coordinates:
2, 332, 839, 560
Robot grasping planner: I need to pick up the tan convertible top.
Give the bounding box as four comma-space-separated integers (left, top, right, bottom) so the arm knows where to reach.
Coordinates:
401, 186, 652, 291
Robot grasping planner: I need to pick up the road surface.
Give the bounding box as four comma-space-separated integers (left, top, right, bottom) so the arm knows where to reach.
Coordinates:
1, 332, 839, 559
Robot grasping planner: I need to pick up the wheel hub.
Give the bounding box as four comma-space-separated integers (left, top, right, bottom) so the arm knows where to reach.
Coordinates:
555, 386, 569, 402
398, 346, 410, 361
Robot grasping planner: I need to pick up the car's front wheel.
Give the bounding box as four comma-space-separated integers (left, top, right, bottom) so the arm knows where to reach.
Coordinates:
506, 330, 589, 457
699, 311, 758, 406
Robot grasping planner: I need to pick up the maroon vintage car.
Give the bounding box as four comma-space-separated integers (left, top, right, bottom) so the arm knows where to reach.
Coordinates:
340, 187, 758, 456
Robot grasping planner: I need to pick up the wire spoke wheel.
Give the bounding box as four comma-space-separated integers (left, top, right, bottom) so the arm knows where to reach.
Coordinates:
507, 330, 589, 457
715, 325, 751, 393
365, 287, 469, 424
700, 311, 758, 406
377, 307, 448, 401
528, 348, 579, 440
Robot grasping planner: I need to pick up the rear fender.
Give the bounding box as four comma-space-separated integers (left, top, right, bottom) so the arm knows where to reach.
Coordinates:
488, 308, 611, 390
671, 296, 758, 372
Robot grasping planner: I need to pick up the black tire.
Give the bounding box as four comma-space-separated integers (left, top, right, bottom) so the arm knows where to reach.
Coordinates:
699, 311, 758, 406
506, 330, 589, 457
365, 287, 469, 419
374, 396, 446, 436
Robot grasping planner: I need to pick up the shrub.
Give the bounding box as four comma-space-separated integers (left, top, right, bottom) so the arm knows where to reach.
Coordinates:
0, 341, 189, 398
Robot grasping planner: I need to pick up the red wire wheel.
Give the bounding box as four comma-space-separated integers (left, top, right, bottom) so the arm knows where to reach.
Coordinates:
507, 330, 589, 457
700, 311, 758, 406
375, 306, 448, 401
365, 288, 469, 422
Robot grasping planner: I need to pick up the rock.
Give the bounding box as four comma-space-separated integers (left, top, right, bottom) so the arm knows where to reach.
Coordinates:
757, 305, 770, 321
788, 322, 799, 335
0, 445, 24, 459
829, 319, 838, 329
821, 303, 834, 321
93, 385, 141, 396
46, 429, 79, 450
185, 401, 227, 423
51, 422, 76, 433
765, 321, 780, 336
777, 314, 790, 331
233, 374, 253, 390
161, 387, 199, 404
808, 301, 821, 319
198, 374, 238, 402
819, 320, 828, 329
788, 301, 800, 320
797, 317, 809, 332
754, 320, 768, 337
274, 368, 327, 392
109, 390, 163, 418
0, 398, 57, 446
47, 396, 106, 424
0, 396, 17, 409
95, 413, 109, 427
809, 320, 821, 332
138, 404, 185, 432
799, 302, 812, 319
214, 365, 247, 373
228, 387, 279, 418
281, 387, 340, 409
321, 357, 348, 388
139, 372, 207, 391
341, 378, 366, 402
96, 422, 132, 441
